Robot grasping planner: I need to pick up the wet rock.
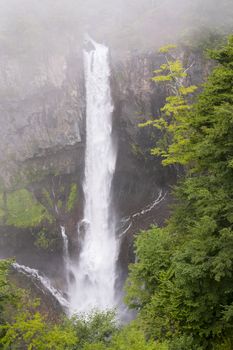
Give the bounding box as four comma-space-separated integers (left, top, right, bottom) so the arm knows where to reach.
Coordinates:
0, 45, 210, 294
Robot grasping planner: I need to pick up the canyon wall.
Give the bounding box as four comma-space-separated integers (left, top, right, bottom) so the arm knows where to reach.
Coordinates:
0, 43, 210, 290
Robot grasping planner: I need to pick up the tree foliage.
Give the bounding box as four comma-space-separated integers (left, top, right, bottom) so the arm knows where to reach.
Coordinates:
0, 260, 118, 350
139, 44, 197, 165
83, 323, 168, 350
1, 311, 77, 350
126, 36, 233, 349
0, 258, 170, 350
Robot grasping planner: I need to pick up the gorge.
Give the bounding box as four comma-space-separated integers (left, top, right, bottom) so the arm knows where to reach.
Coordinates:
0, 34, 178, 317
1, 1, 233, 348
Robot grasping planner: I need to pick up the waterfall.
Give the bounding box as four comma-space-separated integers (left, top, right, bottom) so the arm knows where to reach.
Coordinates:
13, 263, 70, 310
61, 226, 70, 289
69, 38, 117, 313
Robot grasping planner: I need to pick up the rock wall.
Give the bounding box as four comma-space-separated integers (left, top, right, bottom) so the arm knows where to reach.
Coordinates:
0, 43, 210, 290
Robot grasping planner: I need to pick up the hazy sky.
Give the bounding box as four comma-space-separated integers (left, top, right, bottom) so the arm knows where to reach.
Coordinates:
0, 0, 233, 57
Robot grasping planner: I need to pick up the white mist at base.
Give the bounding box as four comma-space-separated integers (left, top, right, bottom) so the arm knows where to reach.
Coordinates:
69, 39, 118, 314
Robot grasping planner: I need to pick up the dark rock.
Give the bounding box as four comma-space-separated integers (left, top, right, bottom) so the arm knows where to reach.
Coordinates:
0, 44, 210, 295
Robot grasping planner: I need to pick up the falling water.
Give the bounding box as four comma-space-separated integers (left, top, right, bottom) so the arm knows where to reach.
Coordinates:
61, 226, 69, 272
70, 38, 117, 313
13, 263, 70, 310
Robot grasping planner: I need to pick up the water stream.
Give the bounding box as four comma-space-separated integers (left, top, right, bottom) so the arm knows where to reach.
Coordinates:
13, 263, 70, 310
69, 39, 118, 313
61, 226, 70, 288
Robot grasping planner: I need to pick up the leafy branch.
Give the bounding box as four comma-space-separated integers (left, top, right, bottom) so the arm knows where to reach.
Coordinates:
139, 45, 198, 166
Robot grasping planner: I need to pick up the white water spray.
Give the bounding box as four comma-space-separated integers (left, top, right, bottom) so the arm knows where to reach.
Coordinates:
61, 226, 70, 289
13, 263, 70, 310
132, 190, 167, 218
70, 39, 117, 313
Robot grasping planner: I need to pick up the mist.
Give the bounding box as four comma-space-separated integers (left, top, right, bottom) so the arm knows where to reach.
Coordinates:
1, 0, 233, 56
0, 0, 232, 172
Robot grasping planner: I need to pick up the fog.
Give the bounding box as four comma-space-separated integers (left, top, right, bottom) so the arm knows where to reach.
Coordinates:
1, 0, 233, 57
0, 0, 232, 100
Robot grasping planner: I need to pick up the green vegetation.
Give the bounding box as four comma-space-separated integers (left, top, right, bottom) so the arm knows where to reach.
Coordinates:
34, 230, 54, 250
42, 189, 54, 211
57, 199, 63, 209
0, 260, 16, 319
4, 189, 53, 228
0, 193, 5, 222
83, 324, 168, 350
126, 36, 233, 349
67, 184, 78, 212
139, 44, 198, 165
1, 312, 77, 350
0, 258, 170, 349
131, 143, 145, 159
0, 180, 80, 251
180, 28, 227, 53
0, 260, 76, 349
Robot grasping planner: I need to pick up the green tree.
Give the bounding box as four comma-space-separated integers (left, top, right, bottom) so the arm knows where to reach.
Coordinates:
0, 280, 119, 350
0, 260, 19, 326
70, 310, 118, 347
0, 311, 77, 350
139, 44, 197, 166
83, 324, 168, 350
127, 36, 233, 349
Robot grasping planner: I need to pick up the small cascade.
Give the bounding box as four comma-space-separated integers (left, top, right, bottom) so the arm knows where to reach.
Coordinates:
12, 263, 70, 310
132, 190, 167, 218
61, 226, 70, 278
119, 190, 167, 240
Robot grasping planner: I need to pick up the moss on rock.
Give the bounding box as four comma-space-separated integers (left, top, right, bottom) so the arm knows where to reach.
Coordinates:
66, 183, 78, 212
4, 189, 53, 228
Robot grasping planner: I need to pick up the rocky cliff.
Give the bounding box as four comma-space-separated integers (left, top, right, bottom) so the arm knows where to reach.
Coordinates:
0, 42, 210, 291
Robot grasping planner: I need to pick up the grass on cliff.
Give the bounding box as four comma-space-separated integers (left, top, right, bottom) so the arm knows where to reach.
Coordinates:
1, 189, 53, 228
66, 183, 78, 212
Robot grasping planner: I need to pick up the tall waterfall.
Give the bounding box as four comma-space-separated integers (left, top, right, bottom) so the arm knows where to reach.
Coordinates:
70, 39, 117, 313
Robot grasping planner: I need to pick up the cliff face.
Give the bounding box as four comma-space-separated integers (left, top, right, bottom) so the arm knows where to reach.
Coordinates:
0, 49, 86, 284
0, 44, 209, 289
0, 51, 85, 184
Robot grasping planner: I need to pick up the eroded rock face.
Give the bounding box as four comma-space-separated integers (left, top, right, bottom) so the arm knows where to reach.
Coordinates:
0, 49, 87, 283
112, 52, 174, 215
0, 45, 209, 291
0, 51, 85, 186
